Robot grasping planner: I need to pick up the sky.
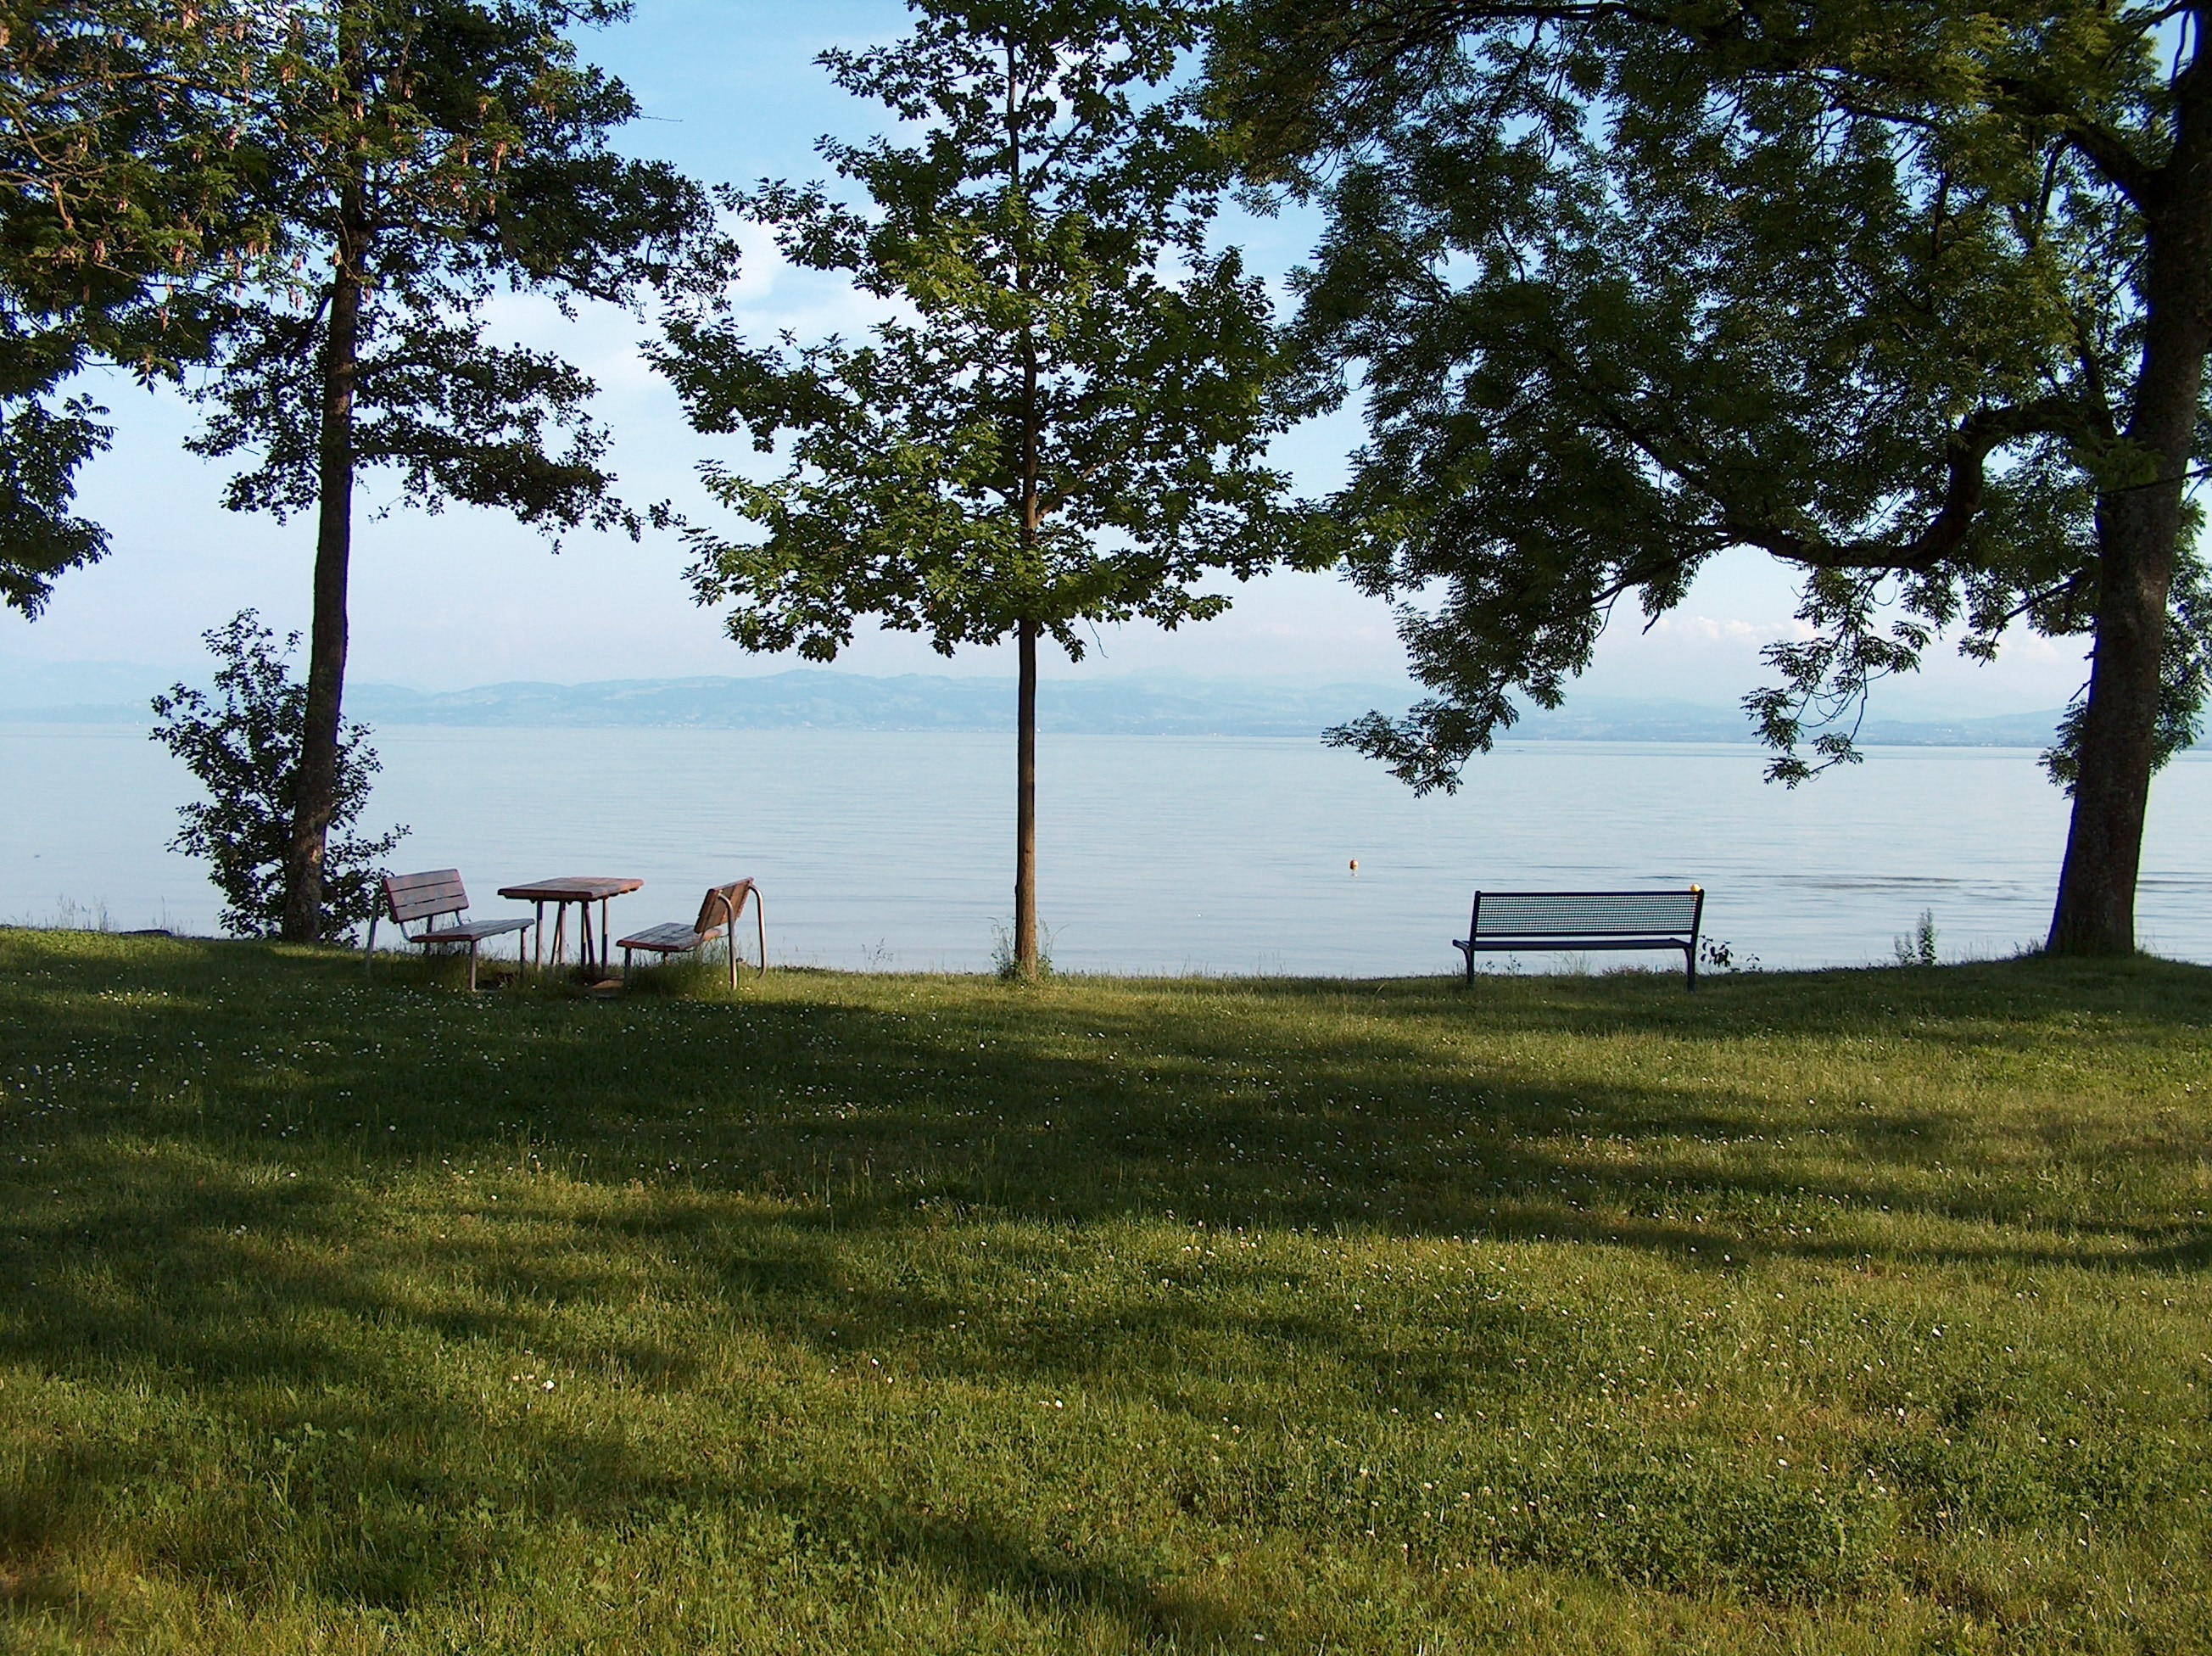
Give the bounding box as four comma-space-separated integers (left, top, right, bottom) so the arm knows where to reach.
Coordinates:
0, 0, 2092, 717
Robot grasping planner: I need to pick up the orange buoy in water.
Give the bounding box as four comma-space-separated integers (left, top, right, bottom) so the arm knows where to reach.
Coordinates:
1349, 859, 1360, 875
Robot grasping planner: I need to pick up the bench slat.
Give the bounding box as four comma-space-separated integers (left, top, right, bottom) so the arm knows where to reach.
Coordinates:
695, 878, 757, 937
617, 921, 723, 954
385, 869, 469, 923
417, 919, 533, 943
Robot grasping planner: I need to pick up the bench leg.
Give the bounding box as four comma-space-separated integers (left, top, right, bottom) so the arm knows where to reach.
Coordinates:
467, 941, 479, 993
1684, 943, 1696, 991
365, 914, 378, 974
623, 946, 633, 983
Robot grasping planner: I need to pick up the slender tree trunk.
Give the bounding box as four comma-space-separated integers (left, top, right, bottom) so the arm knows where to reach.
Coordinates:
1013, 316, 1043, 976
281, 225, 364, 943
1006, 38, 1045, 978
1014, 618, 1039, 973
2047, 45, 2212, 955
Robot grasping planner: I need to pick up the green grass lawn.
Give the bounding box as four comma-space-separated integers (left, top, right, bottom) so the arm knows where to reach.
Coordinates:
2, 929, 2209, 1653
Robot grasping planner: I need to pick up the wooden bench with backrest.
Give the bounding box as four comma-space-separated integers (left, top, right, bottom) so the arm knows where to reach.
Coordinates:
366, 869, 535, 991
617, 878, 766, 987
1455, 887, 1706, 989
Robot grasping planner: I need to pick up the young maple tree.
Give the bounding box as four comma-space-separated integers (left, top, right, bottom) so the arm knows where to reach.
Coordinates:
1211, 0, 2212, 955
655, 0, 1318, 976
189, 0, 713, 942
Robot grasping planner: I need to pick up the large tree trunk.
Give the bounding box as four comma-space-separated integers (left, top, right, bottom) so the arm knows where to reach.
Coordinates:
1014, 618, 1040, 975
2046, 502, 2176, 954
2047, 53, 2212, 955
281, 236, 363, 943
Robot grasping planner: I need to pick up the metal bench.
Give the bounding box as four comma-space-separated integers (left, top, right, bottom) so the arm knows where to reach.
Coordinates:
1455, 887, 1706, 988
617, 878, 766, 987
366, 869, 534, 991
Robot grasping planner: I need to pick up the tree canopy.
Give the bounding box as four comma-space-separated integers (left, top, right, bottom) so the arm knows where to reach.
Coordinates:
1209, 0, 2212, 953
656, 0, 1321, 974
1, 0, 265, 616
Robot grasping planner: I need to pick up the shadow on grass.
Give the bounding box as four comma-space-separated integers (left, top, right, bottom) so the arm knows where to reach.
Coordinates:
3, 930, 2209, 1633
8, 933, 2210, 1271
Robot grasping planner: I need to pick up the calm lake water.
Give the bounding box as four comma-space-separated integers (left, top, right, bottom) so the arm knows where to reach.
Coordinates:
5, 723, 2209, 974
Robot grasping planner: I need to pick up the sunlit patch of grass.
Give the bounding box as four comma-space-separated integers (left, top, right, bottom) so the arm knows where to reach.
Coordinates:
1, 927, 2208, 1651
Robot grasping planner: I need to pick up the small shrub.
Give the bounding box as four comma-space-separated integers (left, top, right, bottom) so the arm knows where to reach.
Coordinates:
1699, 937, 1758, 973
150, 611, 408, 940
1893, 909, 1939, 967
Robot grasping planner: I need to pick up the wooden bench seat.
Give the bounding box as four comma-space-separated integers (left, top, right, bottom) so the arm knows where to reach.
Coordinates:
366, 869, 533, 991
617, 879, 765, 987
1455, 887, 1705, 988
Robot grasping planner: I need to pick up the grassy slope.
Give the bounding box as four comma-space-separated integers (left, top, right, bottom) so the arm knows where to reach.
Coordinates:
1, 931, 2208, 1653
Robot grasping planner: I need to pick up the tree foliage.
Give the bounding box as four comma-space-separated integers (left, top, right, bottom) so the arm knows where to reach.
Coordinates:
151, 610, 407, 938
655, 0, 1319, 972
189, 0, 708, 539
1, 0, 269, 615
1209, 0, 2212, 951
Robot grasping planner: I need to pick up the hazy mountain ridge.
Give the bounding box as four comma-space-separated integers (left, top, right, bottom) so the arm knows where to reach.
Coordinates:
0, 666, 2097, 747
344, 673, 1394, 736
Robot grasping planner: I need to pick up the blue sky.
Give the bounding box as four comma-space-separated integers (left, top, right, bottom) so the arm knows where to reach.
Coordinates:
0, 0, 2089, 715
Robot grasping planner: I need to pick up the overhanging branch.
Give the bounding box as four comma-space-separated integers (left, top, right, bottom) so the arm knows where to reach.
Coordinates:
1724, 398, 2089, 572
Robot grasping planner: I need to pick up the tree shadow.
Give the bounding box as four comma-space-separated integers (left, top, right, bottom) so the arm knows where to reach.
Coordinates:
3, 932, 2208, 1633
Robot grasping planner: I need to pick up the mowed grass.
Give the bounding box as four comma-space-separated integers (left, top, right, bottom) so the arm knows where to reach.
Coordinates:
2, 931, 2209, 1653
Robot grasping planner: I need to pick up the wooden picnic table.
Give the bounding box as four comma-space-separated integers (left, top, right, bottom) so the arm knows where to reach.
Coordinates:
497, 876, 644, 975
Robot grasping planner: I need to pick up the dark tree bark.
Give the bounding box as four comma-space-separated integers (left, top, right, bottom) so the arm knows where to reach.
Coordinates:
1014, 618, 1040, 973
1008, 40, 1043, 981
2048, 42, 2212, 955
282, 218, 363, 943
2050, 502, 2181, 953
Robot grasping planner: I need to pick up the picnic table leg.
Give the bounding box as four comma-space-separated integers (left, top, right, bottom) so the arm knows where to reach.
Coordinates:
533, 902, 545, 971
600, 899, 611, 975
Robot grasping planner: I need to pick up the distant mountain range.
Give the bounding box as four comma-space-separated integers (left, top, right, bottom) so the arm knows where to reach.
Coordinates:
345, 674, 1411, 736
0, 666, 2092, 747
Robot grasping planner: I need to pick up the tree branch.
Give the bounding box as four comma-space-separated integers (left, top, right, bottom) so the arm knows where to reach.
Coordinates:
1726, 399, 2089, 572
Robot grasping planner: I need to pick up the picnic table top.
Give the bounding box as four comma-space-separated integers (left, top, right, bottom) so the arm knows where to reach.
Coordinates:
497, 876, 645, 903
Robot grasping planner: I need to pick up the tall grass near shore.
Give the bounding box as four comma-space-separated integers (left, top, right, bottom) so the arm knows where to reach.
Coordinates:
2, 931, 2208, 1653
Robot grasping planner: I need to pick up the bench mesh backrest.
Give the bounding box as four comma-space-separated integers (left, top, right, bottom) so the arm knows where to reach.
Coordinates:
385, 870, 468, 924
1472, 891, 1699, 937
